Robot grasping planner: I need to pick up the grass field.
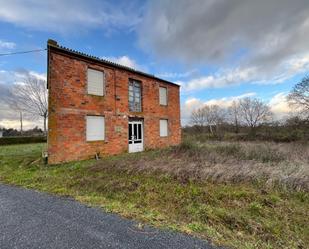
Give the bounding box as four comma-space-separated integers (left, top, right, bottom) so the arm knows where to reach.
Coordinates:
0, 141, 308, 249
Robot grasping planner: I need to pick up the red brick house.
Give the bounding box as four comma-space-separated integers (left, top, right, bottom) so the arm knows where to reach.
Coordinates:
47, 40, 181, 164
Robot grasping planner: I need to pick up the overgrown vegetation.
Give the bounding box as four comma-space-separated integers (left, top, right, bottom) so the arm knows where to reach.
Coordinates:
184, 116, 309, 143
0, 142, 308, 249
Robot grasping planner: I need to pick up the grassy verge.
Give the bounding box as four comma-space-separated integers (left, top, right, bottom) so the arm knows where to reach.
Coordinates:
0, 143, 308, 249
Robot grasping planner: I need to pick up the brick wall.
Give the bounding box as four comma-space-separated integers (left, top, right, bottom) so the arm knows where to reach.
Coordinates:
48, 48, 181, 164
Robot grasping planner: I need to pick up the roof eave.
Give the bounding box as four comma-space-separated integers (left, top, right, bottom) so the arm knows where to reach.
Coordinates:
47, 40, 180, 87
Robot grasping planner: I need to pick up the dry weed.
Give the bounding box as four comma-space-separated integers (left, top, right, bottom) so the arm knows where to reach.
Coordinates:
92, 140, 309, 191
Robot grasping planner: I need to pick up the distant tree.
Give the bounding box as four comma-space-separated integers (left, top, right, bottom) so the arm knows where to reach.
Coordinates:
23, 126, 44, 136
2, 128, 20, 137
191, 105, 226, 135
239, 97, 272, 133
9, 75, 48, 134
191, 108, 207, 131
285, 116, 303, 127
204, 105, 226, 135
288, 76, 309, 117
228, 100, 241, 133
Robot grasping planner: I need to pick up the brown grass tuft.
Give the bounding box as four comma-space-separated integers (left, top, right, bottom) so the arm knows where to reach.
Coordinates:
91, 139, 309, 191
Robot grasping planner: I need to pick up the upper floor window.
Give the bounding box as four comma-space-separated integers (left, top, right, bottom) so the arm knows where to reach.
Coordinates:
159, 86, 167, 106
87, 68, 104, 96
129, 79, 141, 112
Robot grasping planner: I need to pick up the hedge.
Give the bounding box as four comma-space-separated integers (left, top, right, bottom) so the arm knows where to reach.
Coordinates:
0, 136, 47, 145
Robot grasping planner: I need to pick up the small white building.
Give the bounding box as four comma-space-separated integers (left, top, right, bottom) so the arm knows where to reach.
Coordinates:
0, 131, 3, 138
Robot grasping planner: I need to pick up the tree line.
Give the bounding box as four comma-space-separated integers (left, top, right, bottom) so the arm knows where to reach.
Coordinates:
188, 76, 309, 141
0, 126, 44, 137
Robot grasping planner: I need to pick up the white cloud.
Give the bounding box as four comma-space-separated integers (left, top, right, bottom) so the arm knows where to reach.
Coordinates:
181, 92, 256, 124
0, 69, 46, 129
0, 69, 13, 83
0, 40, 16, 49
268, 92, 293, 120
178, 53, 309, 91
23, 71, 46, 81
0, 119, 38, 130
139, 0, 309, 88
181, 97, 203, 125
280, 53, 309, 81
103, 55, 140, 69
181, 67, 256, 90
288, 54, 309, 72
0, 0, 142, 33
156, 69, 197, 79
139, 0, 309, 65
182, 92, 297, 124
0, 69, 46, 85
204, 93, 256, 108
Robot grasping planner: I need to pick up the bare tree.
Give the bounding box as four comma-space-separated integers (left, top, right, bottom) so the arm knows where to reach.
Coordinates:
288, 76, 309, 117
191, 105, 226, 135
191, 108, 207, 131
9, 75, 48, 134
204, 105, 226, 135
239, 97, 272, 133
228, 100, 241, 133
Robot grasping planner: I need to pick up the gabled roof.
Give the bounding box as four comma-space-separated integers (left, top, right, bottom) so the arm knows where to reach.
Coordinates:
47, 39, 179, 87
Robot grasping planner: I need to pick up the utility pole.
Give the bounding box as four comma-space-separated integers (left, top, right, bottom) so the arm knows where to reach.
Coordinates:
20, 111, 23, 135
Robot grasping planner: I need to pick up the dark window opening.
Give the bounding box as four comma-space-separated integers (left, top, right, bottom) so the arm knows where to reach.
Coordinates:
129, 80, 142, 112
138, 124, 141, 139
129, 123, 132, 140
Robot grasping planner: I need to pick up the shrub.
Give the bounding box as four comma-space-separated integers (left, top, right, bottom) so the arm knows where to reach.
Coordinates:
213, 143, 242, 156
0, 136, 46, 145
244, 144, 286, 163
179, 139, 197, 150
171, 138, 206, 159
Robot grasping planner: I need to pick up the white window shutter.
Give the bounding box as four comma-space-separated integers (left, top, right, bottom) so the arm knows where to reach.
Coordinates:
86, 116, 105, 141
160, 119, 168, 137
87, 68, 104, 96
159, 87, 167, 105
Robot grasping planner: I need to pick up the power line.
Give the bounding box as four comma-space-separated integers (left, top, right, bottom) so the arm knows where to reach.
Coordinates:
0, 48, 47, 57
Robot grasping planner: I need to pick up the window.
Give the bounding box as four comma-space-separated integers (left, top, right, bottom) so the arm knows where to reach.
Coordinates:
160, 119, 168, 137
86, 116, 105, 141
159, 87, 167, 105
87, 68, 104, 96
129, 79, 141, 112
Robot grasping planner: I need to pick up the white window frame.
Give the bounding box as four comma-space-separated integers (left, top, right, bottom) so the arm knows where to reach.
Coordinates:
86, 116, 105, 141
87, 68, 104, 96
159, 86, 167, 106
159, 119, 168, 137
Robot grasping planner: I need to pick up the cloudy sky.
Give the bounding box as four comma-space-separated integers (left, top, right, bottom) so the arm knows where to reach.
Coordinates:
0, 0, 309, 128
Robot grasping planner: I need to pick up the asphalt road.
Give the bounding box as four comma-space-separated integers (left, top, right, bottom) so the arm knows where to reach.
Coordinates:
0, 184, 219, 249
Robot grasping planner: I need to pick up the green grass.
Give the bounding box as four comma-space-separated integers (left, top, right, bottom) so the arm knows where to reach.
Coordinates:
0, 143, 308, 249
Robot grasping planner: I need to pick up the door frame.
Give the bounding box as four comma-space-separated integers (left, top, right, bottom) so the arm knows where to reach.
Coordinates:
128, 120, 144, 153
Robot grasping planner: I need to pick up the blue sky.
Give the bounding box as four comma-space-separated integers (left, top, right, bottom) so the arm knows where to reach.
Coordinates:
0, 0, 309, 128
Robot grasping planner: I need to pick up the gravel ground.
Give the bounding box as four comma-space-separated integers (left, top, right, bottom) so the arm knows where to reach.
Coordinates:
0, 184, 219, 249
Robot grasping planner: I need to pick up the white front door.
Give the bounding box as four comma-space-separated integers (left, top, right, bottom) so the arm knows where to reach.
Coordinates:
128, 121, 144, 153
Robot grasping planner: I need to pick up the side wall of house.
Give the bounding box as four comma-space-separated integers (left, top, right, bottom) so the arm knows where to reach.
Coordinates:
48, 49, 181, 164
